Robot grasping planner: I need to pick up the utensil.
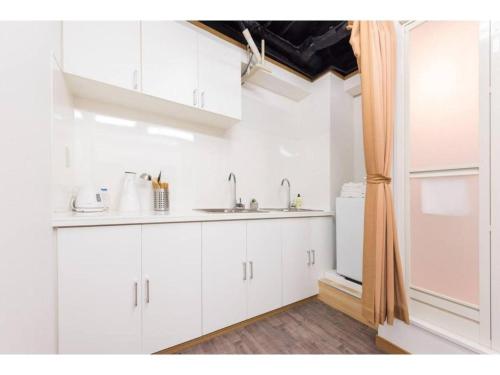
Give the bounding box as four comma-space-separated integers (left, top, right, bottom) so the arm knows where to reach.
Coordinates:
140, 173, 152, 181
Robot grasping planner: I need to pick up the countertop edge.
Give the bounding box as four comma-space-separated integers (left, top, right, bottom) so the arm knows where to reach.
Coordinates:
52, 210, 335, 228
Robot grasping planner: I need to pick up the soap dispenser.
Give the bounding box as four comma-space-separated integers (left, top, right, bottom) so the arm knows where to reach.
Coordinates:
295, 194, 303, 209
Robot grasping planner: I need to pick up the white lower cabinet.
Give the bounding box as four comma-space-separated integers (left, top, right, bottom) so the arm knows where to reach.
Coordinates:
57, 225, 142, 354
202, 221, 247, 334
57, 216, 332, 353
247, 220, 283, 318
309, 217, 334, 293
141, 223, 202, 353
202, 219, 284, 334
282, 217, 333, 305
282, 218, 313, 305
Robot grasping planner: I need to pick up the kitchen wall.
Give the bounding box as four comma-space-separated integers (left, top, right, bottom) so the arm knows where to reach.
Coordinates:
52, 62, 332, 213
352, 94, 365, 182
329, 73, 365, 211
0, 21, 61, 353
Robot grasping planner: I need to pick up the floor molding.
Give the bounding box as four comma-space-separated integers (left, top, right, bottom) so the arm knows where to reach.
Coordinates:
318, 279, 377, 330
155, 296, 317, 354
375, 335, 410, 354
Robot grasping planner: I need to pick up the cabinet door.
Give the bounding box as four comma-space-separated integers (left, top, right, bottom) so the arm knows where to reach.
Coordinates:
142, 223, 202, 353
282, 218, 313, 305
202, 221, 247, 334
197, 33, 242, 119
57, 226, 141, 353
309, 217, 334, 294
247, 220, 283, 318
63, 21, 140, 90
141, 21, 199, 107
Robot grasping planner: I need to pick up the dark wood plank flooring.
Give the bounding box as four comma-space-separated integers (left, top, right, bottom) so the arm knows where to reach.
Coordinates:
181, 299, 382, 354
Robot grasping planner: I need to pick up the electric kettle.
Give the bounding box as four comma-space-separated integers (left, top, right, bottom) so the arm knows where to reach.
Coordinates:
71, 185, 107, 213
118, 171, 141, 212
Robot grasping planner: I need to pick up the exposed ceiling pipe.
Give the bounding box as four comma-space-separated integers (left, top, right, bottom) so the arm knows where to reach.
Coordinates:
240, 21, 350, 66
237, 21, 262, 64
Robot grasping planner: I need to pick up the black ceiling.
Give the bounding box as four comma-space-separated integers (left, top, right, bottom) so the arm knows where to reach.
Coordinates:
200, 21, 358, 80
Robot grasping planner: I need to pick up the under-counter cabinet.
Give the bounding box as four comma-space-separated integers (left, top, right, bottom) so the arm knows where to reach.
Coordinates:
56, 216, 332, 353
57, 225, 142, 354
202, 221, 248, 334
58, 223, 202, 354
282, 218, 313, 305
141, 223, 202, 353
282, 217, 333, 305
202, 220, 283, 334
246, 220, 283, 318
62, 21, 141, 90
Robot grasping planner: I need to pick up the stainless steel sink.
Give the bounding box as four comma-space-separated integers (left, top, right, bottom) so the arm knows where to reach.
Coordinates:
261, 208, 323, 212
195, 208, 269, 214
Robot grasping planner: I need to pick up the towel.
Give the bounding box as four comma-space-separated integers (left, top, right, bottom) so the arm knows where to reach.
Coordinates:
340, 182, 366, 198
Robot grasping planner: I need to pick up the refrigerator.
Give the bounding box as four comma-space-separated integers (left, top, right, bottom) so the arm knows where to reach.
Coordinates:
335, 197, 365, 283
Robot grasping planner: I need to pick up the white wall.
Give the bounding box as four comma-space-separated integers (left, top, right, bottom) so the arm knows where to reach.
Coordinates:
0, 21, 61, 353
352, 94, 365, 181
330, 75, 354, 208
53, 71, 332, 213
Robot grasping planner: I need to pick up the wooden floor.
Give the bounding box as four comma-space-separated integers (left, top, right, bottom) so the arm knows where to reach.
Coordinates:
180, 299, 382, 354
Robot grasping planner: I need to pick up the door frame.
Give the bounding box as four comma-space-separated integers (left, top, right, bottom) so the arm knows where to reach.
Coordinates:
394, 21, 492, 347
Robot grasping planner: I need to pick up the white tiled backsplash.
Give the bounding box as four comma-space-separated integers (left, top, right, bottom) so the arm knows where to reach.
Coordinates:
52, 65, 332, 213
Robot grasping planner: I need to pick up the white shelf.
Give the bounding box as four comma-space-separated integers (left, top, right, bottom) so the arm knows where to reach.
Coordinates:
241, 63, 310, 102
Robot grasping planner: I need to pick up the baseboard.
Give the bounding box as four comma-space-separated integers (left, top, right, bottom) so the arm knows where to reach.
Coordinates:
375, 335, 410, 354
318, 279, 377, 330
155, 296, 317, 354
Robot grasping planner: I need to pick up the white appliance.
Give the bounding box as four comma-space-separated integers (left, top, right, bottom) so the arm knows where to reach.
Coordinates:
118, 171, 141, 212
336, 197, 365, 283
71, 185, 107, 213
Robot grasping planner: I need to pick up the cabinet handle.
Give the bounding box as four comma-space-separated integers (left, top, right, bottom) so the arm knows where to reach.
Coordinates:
132, 69, 138, 90
201, 91, 205, 108
243, 262, 247, 281
312, 250, 316, 265
134, 281, 138, 307
307, 250, 311, 266
146, 279, 150, 304
249, 261, 254, 279
193, 89, 198, 106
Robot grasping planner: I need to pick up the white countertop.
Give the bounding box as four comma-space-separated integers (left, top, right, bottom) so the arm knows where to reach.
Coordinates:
52, 209, 335, 228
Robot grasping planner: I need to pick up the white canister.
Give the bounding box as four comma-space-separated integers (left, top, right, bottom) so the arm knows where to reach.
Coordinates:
118, 172, 141, 212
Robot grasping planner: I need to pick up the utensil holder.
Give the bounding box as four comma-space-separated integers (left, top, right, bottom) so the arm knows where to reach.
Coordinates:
153, 188, 169, 211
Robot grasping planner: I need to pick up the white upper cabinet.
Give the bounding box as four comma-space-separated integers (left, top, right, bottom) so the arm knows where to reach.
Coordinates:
246, 219, 283, 318
62, 21, 241, 127
141, 223, 202, 353
197, 32, 242, 119
57, 225, 142, 354
141, 22, 199, 108
62, 21, 141, 90
142, 22, 242, 119
202, 221, 247, 334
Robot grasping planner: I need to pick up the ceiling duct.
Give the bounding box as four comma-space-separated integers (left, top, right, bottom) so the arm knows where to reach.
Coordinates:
238, 23, 309, 102
200, 21, 357, 80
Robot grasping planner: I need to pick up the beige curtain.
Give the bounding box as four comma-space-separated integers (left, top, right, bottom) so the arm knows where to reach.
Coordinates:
349, 21, 409, 326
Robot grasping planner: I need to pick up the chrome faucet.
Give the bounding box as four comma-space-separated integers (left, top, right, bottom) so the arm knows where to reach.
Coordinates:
281, 178, 291, 209
228, 172, 237, 208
